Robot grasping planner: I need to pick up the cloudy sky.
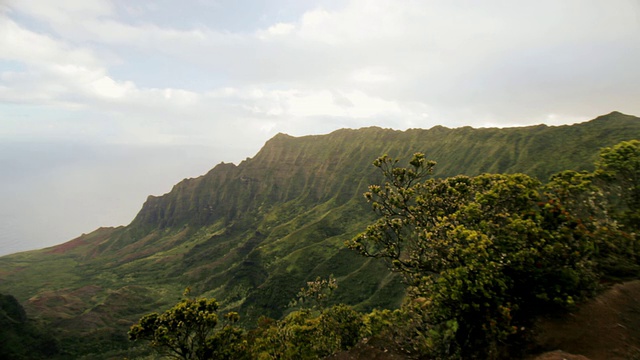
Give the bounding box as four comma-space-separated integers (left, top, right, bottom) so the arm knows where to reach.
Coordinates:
1, 0, 639, 254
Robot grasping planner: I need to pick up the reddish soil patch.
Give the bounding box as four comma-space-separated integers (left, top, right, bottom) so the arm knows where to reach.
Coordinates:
47, 236, 87, 254
68, 284, 103, 301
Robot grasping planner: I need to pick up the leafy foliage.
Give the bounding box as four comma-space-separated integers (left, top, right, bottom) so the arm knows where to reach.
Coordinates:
348, 153, 604, 358
250, 276, 363, 359
289, 274, 338, 310
546, 140, 640, 279
249, 304, 363, 359
595, 140, 640, 230
128, 290, 247, 359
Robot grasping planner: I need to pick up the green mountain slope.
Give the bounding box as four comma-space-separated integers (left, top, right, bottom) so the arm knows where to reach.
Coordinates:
0, 111, 638, 358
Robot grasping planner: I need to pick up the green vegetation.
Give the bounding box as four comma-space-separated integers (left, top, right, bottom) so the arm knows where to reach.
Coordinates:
129, 289, 247, 360
248, 277, 363, 359
249, 304, 363, 359
0, 112, 638, 358
346, 141, 639, 358
595, 140, 640, 230
129, 278, 362, 359
348, 154, 596, 358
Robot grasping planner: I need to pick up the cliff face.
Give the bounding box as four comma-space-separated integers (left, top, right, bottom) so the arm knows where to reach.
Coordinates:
0, 112, 638, 358
131, 111, 639, 233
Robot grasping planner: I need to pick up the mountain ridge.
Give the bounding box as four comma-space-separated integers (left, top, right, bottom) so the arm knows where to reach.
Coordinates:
128, 111, 638, 232
127, 110, 635, 234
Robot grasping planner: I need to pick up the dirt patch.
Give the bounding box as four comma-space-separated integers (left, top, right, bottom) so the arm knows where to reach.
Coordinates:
532, 280, 640, 360
46, 236, 87, 254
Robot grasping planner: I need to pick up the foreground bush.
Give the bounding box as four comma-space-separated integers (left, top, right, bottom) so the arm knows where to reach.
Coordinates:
128, 291, 248, 360
347, 153, 610, 358
249, 304, 363, 359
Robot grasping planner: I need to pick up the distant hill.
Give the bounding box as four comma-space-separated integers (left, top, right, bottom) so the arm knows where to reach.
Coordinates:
0, 111, 638, 358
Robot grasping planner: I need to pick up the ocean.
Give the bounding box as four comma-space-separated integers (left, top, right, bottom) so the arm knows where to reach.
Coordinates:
0, 141, 241, 256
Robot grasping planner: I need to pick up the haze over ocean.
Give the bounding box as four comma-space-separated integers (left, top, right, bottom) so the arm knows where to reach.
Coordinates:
0, 141, 252, 256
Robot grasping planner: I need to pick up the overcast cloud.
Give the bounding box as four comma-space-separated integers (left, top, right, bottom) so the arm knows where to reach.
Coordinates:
1, 0, 639, 254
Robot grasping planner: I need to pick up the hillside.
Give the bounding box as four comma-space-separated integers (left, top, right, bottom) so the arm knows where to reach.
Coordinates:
0, 111, 639, 358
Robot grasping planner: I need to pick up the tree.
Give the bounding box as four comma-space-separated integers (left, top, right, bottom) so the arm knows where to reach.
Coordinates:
545, 140, 640, 279
128, 290, 247, 360
594, 139, 640, 230
250, 276, 363, 359
347, 153, 598, 358
289, 275, 338, 310
545, 169, 623, 277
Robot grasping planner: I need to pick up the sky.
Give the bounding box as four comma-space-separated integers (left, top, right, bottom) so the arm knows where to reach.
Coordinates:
1, 0, 639, 255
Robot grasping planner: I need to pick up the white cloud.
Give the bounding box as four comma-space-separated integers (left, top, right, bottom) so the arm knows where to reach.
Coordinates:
350, 67, 394, 84
258, 22, 296, 39
7, 0, 114, 23
0, 17, 100, 68
2, 0, 639, 143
